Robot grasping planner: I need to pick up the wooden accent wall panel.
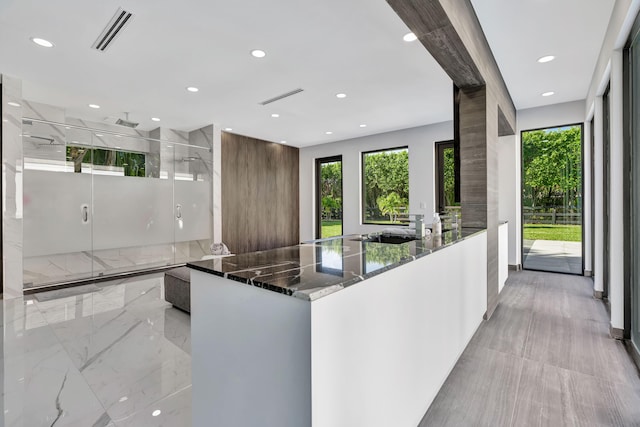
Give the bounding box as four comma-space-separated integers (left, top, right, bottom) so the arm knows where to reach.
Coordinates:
221, 133, 299, 254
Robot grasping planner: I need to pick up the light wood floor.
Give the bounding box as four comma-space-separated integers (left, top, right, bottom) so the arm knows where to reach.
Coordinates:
420, 270, 640, 427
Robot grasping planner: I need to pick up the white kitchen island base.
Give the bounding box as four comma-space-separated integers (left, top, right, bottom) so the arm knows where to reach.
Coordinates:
191, 231, 487, 427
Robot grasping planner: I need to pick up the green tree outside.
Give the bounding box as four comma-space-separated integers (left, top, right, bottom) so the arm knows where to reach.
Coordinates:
522, 126, 582, 242
320, 160, 343, 238
364, 148, 409, 223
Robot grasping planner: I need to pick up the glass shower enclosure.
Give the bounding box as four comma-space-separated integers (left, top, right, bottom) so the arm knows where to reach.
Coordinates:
22, 119, 213, 289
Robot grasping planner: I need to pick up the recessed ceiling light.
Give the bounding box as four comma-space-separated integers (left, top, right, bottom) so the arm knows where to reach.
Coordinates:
359, 124, 367, 128
537, 55, 555, 63
542, 91, 555, 97
151, 117, 160, 122
88, 104, 100, 109
403, 32, 418, 42
336, 93, 347, 99
224, 127, 233, 131
119, 396, 128, 403
7, 101, 20, 107
152, 410, 161, 417
325, 131, 333, 135
115, 146, 121, 149
271, 113, 280, 118
30, 37, 54, 48
95, 134, 103, 137
251, 49, 266, 58
280, 140, 287, 144
186, 86, 199, 93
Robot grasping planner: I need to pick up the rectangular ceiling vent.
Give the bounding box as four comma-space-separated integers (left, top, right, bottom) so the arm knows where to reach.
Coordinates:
259, 88, 304, 105
91, 7, 134, 52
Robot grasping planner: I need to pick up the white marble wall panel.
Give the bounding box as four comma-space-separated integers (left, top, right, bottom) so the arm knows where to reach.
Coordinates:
2, 75, 23, 298
66, 117, 150, 139
213, 125, 222, 244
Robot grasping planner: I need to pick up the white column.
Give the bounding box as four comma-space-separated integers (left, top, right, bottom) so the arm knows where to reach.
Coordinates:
1, 75, 23, 298
593, 97, 604, 295
583, 120, 593, 275
212, 124, 222, 244
609, 50, 625, 332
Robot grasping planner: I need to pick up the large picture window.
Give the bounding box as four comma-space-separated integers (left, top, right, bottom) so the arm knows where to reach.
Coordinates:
67, 145, 147, 177
362, 147, 409, 225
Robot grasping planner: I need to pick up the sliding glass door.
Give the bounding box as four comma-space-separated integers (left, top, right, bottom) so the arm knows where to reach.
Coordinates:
521, 125, 583, 274
22, 119, 213, 288
316, 156, 343, 239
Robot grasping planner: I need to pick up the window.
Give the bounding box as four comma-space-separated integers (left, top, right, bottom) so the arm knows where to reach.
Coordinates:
521, 125, 583, 274
316, 156, 343, 239
435, 141, 459, 215
362, 147, 409, 225
66, 145, 147, 177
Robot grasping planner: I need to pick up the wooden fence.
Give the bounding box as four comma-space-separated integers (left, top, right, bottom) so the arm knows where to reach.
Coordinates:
523, 207, 581, 225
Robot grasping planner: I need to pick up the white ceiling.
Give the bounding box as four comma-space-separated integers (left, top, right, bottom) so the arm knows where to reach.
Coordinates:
0, 0, 453, 147
471, 0, 615, 111
0, 0, 618, 147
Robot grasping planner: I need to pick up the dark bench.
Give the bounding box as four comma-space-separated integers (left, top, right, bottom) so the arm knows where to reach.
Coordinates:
164, 266, 191, 313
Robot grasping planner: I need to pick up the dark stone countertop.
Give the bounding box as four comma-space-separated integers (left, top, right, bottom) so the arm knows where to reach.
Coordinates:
187, 228, 486, 301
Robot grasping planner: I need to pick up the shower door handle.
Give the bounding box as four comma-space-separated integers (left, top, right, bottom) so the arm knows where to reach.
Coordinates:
176, 204, 182, 219
81, 204, 89, 224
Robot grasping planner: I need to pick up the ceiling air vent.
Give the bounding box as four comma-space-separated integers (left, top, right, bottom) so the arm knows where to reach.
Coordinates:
91, 7, 134, 52
259, 88, 304, 105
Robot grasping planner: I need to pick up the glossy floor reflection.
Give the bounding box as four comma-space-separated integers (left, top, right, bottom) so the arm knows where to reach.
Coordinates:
2, 273, 191, 427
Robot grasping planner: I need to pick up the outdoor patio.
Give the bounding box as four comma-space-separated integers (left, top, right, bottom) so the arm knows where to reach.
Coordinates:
523, 239, 583, 275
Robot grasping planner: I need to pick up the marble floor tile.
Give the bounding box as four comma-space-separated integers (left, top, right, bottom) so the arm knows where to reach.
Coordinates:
3, 342, 110, 427
77, 321, 191, 420
112, 386, 191, 427
3, 273, 192, 427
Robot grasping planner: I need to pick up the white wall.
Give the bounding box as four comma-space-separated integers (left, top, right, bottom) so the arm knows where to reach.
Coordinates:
299, 121, 452, 241
498, 135, 519, 266
518, 101, 585, 131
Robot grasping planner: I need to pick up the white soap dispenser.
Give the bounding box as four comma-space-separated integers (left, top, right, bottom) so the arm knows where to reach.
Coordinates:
432, 212, 442, 236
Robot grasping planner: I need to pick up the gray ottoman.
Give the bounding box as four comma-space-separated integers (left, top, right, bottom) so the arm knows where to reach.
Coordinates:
164, 267, 191, 313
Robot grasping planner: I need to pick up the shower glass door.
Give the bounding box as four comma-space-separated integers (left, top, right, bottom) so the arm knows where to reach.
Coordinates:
173, 140, 213, 264
22, 120, 214, 289
91, 133, 175, 277
23, 122, 94, 286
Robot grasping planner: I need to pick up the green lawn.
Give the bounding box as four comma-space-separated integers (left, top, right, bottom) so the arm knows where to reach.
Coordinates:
524, 224, 581, 242
321, 220, 342, 238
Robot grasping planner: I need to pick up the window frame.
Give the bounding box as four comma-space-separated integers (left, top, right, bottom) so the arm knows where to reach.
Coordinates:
315, 155, 343, 239
361, 146, 409, 226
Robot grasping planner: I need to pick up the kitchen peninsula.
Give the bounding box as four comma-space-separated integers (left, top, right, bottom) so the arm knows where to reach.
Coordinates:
189, 226, 505, 426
